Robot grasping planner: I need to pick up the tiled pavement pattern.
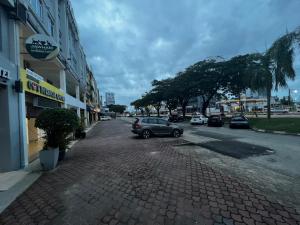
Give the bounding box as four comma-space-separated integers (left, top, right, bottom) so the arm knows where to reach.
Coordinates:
0, 120, 299, 225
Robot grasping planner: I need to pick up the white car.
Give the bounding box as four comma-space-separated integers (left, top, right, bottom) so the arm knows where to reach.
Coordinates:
190, 115, 208, 125
100, 116, 112, 121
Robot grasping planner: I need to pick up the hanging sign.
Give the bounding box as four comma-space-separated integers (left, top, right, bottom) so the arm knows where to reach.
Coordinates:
25, 34, 59, 60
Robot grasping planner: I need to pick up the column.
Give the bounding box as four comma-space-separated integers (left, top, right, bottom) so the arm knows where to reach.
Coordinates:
75, 84, 80, 99
60, 70, 67, 108
84, 95, 88, 127
0, 16, 26, 171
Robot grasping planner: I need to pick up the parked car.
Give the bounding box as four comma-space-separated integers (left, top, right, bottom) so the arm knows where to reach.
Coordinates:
100, 116, 112, 121
229, 115, 250, 129
132, 117, 184, 139
190, 115, 208, 125
168, 115, 184, 123
207, 115, 224, 127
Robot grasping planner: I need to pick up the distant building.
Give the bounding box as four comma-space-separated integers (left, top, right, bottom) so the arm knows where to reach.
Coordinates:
105, 92, 115, 106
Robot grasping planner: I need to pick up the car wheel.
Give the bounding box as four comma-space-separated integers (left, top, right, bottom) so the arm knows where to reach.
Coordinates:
142, 129, 151, 139
173, 129, 181, 138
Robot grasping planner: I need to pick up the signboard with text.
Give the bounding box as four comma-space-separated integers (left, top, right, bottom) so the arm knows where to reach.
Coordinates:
20, 69, 65, 103
25, 34, 59, 60
0, 66, 10, 80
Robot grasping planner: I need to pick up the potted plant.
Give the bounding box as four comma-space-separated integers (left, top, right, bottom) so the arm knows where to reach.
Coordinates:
75, 117, 86, 139
35, 108, 79, 170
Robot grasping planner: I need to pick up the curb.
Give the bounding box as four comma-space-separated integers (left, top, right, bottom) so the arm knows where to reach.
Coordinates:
251, 127, 300, 136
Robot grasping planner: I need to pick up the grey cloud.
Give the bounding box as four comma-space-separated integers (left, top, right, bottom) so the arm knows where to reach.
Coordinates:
72, 0, 300, 105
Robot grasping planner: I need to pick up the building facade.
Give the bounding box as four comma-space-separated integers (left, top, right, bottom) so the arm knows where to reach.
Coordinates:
105, 92, 115, 106
86, 66, 101, 124
0, 0, 99, 172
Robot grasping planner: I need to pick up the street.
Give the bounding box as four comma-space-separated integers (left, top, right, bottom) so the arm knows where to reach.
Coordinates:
179, 122, 300, 211
0, 119, 299, 225
182, 123, 300, 176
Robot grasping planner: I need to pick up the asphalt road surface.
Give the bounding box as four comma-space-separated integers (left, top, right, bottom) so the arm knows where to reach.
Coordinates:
182, 123, 300, 177
179, 123, 300, 211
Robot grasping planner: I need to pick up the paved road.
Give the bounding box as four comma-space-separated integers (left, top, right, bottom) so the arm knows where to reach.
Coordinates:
182, 124, 300, 177
0, 120, 299, 225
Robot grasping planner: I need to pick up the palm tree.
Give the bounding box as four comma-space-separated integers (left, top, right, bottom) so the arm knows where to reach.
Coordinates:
249, 32, 296, 119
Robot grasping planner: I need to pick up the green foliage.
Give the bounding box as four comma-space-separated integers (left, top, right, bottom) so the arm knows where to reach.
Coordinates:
131, 30, 299, 119
249, 118, 300, 134
35, 108, 79, 149
107, 104, 127, 114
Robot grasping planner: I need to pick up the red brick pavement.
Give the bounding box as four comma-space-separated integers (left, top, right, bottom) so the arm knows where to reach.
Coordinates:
0, 120, 299, 225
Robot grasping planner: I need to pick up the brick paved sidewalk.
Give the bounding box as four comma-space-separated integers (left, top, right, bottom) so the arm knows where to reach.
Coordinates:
0, 120, 299, 225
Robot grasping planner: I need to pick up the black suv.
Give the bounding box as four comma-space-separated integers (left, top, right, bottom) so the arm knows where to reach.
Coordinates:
207, 115, 224, 127
132, 117, 184, 139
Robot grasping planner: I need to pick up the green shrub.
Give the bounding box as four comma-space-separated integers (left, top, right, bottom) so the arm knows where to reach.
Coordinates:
35, 108, 79, 149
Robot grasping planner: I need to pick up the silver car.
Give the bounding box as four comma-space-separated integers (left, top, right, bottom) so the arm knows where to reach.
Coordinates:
132, 117, 184, 139
229, 116, 250, 129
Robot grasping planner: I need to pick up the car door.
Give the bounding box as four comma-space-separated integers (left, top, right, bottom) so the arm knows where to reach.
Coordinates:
157, 119, 172, 135
147, 118, 160, 134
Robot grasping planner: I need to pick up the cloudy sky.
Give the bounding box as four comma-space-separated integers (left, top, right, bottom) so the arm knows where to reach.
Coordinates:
72, 0, 300, 105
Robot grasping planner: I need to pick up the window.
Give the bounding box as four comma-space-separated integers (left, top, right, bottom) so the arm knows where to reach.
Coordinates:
29, 0, 43, 18
47, 15, 54, 36
158, 119, 168, 125
141, 118, 148, 123
148, 118, 157, 124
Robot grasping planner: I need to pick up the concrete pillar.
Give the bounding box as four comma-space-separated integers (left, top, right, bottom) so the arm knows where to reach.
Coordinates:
84, 95, 88, 127
60, 70, 67, 108
19, 88, 28, 168
75, 84, 80, 99
0, 13, 27, 171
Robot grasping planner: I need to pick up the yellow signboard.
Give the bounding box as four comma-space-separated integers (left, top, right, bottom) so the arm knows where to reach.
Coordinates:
20, 69, 65, 103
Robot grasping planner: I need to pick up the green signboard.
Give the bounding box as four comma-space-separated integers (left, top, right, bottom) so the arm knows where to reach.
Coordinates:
25, 34, 59, 60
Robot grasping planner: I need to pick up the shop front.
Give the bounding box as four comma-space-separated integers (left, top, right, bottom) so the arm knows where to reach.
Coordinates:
20, 69, 65, 162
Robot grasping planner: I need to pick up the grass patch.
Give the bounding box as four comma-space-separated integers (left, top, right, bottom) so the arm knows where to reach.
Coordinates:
249, 118, 300, 134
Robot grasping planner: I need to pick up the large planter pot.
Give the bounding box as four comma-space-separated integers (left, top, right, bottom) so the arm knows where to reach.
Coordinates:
39, 147, 59, 170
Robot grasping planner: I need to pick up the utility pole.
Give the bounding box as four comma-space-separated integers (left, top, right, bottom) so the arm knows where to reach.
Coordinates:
288, 89, 291, 107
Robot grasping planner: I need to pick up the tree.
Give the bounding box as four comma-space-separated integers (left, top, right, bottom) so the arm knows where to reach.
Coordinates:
151, 79, 178, 115
248, 33, 296, 119
130, 99, 144, 115
142, 91, 164, 117
184, 58, 230, 117
107, 104, 127, 114
171, 72, 198, 118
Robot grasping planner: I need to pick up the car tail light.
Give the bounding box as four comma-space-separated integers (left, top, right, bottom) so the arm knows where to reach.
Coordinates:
135, 124, 142, 129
